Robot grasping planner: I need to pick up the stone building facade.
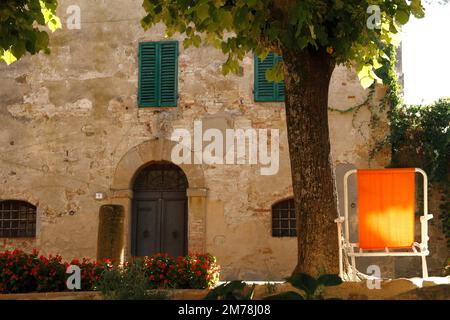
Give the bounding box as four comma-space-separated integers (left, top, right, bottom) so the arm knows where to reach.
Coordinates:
0, 0, 445, 280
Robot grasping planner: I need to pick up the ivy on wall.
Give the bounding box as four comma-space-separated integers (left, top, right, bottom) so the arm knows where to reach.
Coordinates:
328, 45, 449, 249
378, 45, 450, 248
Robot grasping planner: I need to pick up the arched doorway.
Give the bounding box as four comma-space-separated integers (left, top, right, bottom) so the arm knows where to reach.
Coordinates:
132, 161, 188, 257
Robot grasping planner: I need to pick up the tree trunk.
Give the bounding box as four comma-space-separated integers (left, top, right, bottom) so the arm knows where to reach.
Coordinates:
282, 46, 339, 276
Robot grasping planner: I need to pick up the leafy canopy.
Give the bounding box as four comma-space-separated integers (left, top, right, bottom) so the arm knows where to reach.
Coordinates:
141, 0, 426, 87
0, 0, 61, 65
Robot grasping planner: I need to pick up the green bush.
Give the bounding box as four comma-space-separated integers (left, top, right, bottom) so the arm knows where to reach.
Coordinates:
390, 98, 450, 182
97, 260, 170, 300
141, 253, 220, 289
263, 273, 342, 300
443, 259, 450, 277
0, 249, 112, 293
203, 281, 255, 300
0, 250, 221, 294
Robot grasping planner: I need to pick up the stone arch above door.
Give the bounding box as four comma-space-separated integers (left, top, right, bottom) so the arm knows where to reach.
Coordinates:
111, 138, 205, 192
110, 138, 208, 257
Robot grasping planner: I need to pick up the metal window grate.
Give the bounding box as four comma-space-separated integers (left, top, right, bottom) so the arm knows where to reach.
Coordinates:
272, 198, 296, 237
133, 161, 188, 192
0, 201, 36, 238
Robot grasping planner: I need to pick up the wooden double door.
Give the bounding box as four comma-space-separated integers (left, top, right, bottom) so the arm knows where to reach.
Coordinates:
132, 162, 188, 257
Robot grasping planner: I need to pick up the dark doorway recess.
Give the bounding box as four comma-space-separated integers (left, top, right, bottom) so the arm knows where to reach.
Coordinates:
132, 161, 188, 257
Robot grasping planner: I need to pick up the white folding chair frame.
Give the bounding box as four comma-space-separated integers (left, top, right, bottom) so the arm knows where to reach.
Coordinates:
335, 168, 433, 280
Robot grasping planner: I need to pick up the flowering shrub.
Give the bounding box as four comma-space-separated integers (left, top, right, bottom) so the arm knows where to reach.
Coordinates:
68, 257, 113, 291
141, 253, 175, 289
0, 249, 112, 293
139, 253, 220, 289
0, 249, 220, 293
33, 253, 67, 292
170, 253, 220, 289
0, 249, 38, 293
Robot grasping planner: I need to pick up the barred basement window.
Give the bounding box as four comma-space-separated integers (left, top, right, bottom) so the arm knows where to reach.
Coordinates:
272, 198, 296, 237
0, 200, 36, 238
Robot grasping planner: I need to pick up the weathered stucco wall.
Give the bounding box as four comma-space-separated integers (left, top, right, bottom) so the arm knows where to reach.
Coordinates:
1, 0, 431, 281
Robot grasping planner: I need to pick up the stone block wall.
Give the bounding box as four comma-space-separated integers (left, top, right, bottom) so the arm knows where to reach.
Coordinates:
1, 0, 439, 281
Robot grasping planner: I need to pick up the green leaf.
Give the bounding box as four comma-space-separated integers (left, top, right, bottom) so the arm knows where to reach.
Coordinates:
203, 290, 220, 300
360, 76, 375, 89
256, 50, 270, 62
196, 4, 210, 22
245, 284, 256, 300
1, 49, 17, 65
183, 37, 192, 49
234, 7, 249, 27
334, 0, 344, 10
11, 41, 26, 60
39, 0, 62, 32
263, 291, 304, 300
266, 61, 284, 82
395, 10, 410, 25
219, 10, 233, 29
192, 35, 202, 48
203, 281, 249, 300
308, 24, 316, 39
36, 31, 50, 50
410, 0, 425, 18
287, 273, 318, 296
358, 64, 377, 89
317, 274, 343, 287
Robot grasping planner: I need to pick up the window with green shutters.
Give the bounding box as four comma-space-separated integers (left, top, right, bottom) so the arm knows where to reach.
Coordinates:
138, 41, 179, 107
254, 52, 285, 102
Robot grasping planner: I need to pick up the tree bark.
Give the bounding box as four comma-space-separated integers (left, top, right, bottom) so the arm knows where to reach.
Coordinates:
282, 46, 339, 276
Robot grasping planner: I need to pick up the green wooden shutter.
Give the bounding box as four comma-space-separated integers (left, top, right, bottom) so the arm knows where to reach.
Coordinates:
138, 42, 158, 107
138, 41, 178, 107
254, 52, 285, 102
159, 41, 178, 107
275, 55, 285, 101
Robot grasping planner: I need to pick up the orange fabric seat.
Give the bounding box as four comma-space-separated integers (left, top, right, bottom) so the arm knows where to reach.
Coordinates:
357, 168, 415, 249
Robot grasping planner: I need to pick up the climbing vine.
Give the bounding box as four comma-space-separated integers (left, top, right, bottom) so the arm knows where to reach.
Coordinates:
379, 45, 450, 248
328, 45, 449, 249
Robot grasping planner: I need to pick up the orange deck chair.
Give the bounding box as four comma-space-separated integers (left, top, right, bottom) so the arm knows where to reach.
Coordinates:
335, 168, 433, 280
